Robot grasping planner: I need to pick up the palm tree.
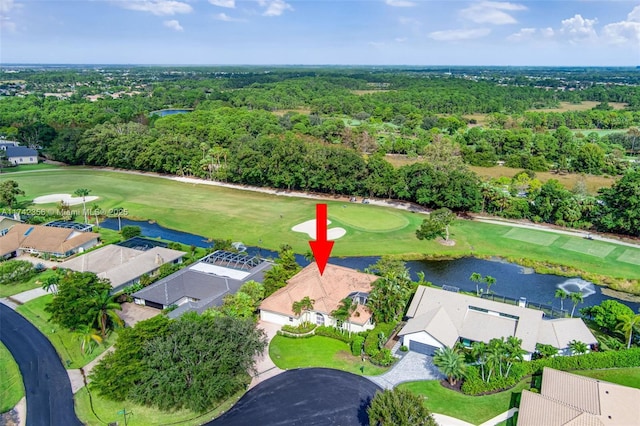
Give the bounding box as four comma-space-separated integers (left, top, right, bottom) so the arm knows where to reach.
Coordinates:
569, 292, 584, 318
504, 336, 525, 377
73, 188, 91, 224
75, 324, 103, 355
486, 338, 505, 380
89, 290, 124, 339
555, 288, 568, 312
568, 340, 589, 355
292, 296, 315, 323
470, 272, 483, 296
433, 346, 466, 386
616, 313, 640, 349
111, 207, 125, 231
470, 341, 488, 382
332, 297, 357, 335
40, 273, 60, 295
483, 275, 496, 294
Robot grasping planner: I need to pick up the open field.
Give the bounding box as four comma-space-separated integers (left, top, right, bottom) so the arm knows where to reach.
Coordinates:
75, 387, 240, 426
561, 238, 616, 258
570, 367, 640, 388
15, 295, 116, 369
529, 101, 627, 112
269, 335, 388, 376
0, 342, 23, 413
617, 249, 640, 266
3, 168, 640, 287
399, 379, 529, 425
0, 163, 61, 173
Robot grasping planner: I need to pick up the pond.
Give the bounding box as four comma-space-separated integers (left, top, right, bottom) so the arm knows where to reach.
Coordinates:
100, 218, 640, 313
149, 108, 193, 117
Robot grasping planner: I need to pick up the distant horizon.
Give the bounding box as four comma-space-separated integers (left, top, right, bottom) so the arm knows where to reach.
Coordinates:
2, 1, 638, 66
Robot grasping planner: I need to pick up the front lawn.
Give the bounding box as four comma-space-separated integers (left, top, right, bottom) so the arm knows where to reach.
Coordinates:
269, 335, 389, 376
74, 387, 241, 426
0, 268, 57, 298
15, 295, 116, 369
0, 342, 24, 413
571, 367, 640, 388
399, 379, 530, 425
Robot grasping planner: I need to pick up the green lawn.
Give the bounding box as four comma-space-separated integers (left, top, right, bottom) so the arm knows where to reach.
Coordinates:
269, 335, 389, 376
502, 228, 559, 246
74, 387, 240, 426
0, 163, 60, 174
0, 269, 57, 298
15, 295, 116, 369
571, 367, 640, 388
3, 168, 640, 290
399, 379, 530, 425
0, 342, 24, 413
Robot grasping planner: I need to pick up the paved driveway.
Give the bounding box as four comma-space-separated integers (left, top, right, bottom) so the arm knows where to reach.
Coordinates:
367, 351, 443, 389
0, 303, 82, 426
211, 368, 381, 426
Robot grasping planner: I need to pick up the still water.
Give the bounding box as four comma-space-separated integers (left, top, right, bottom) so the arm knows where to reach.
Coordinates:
100, 218, 639, 313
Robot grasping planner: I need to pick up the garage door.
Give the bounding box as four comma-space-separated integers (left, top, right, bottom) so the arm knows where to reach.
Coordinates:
409, 340, 439, 356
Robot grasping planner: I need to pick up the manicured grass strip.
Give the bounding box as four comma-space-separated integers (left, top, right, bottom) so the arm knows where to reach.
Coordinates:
561, 239, 615, 258
617, 249, 640, 266
329, 204, 409, 232
74, 386, 241, 426
570, 367, 640, 389
502, 228, 559, 246
269, 335, 388, 376
0, 163, 60, 173
0, 269, 57, 298
399, 379, 530, 425
0, 342, 24, 413
15, 295, 116, 369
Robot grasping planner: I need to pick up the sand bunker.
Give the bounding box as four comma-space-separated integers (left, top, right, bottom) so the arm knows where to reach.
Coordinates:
292, 219, 346, 240
33, 193, 99, 206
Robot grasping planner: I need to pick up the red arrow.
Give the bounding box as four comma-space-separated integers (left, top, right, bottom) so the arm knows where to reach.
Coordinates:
309, 203, 334, 276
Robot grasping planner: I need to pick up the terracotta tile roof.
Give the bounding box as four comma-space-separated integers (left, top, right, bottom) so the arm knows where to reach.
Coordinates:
0, 223, 99, 256
518, 390, 585, 426
542, 368, 600, 415
259, 262, 378, 325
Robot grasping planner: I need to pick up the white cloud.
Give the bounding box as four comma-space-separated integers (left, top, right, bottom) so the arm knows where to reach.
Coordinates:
385, 0, 416, 7
559, 14, 598, 42
209, 0, 235, 8
0, 0, 17, 32
117, 0, 192, 16
0, 0, 16, 14
602, 6, 640, 45
460, 1, 527, 25
508, 26, 554, 42
428, 28, 491, 41
214, 12, 245, 22
258, 0, 293, 16
395, 37, 407, 43
163, 19, 183, 31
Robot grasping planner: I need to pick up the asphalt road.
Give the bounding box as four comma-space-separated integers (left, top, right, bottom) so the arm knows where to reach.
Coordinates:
0, 303, 83, 426
211, 368, 382, 426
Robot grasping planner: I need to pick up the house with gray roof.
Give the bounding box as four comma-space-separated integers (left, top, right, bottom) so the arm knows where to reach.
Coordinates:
399, 286, 596, 359
0, 141, 38, 165
518, 367, 640, 426
132, 250, 273, 318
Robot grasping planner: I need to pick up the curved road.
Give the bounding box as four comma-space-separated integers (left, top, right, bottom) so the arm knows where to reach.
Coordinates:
0, 303, 82, 426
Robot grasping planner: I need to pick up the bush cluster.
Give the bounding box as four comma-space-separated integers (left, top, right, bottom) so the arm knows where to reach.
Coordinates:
461, 363, 527, 395
0, 260, 37, 285
314, 325, 353, 343
351, 336, 365, 356
281, 322, 316, 335
364, 322, 396, 356
528, 347, 640, 374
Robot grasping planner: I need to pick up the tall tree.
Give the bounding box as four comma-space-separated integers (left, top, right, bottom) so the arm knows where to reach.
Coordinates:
367, 388, 437, 426
568, 340, 588, 355
569, 292, 584, 318
483, 275, 496, 294
416, 208, 456, 242
616, 313, 640, 349
89, 290, 123, 339
292, 296, 315, 323
331, 297, 357, 334
470, 272, 483, 296
596, 170, 640, 237
73, 188, 91, 224
75, 324, 103, 355
555, 288, 568, 312
0, 180, 24, 208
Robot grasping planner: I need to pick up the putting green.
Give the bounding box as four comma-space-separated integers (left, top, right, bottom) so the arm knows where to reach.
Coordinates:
617, 249, 640, 265
328, 204, 409, 232
561, 238, 615, 258
502, 227, 559, 246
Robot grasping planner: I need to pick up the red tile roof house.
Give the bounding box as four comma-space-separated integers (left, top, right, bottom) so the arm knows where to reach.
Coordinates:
259, 263, 379, 333
0, 223, 100, 259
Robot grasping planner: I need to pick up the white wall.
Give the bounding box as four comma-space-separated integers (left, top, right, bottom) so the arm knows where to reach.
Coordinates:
9, 156, 37, 165
402, 331, 445, 350
260, 310, 295, 326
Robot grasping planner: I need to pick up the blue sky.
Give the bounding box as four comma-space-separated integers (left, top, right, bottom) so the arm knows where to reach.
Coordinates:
1, 0, 639, 65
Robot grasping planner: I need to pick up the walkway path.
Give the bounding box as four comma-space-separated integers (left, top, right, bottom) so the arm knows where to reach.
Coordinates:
249, 320, 284, 389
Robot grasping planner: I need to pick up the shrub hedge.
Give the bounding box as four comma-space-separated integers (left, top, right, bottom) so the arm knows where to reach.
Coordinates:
351, 336, 365, 356
364, 322, 396, 356
315, 326, 353, 343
